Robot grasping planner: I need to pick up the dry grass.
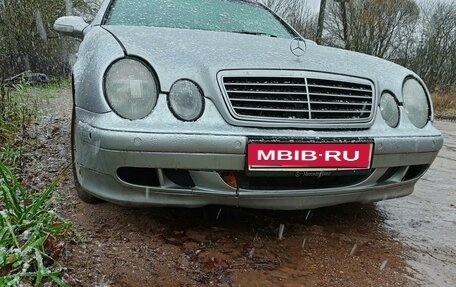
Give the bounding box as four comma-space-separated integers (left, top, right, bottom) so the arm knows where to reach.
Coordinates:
432, 91, 456, 120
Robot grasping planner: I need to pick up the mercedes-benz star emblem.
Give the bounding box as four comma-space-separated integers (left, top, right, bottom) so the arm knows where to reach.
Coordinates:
290, 37, 307, 57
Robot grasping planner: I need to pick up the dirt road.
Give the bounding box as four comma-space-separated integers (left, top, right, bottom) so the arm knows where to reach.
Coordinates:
21, 91, 455, 286
377, 120, 456, 286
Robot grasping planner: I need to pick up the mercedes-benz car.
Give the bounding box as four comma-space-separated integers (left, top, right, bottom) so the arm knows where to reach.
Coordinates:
54, 0, 443, 209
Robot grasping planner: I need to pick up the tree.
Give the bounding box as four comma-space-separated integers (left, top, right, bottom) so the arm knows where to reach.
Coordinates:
325, 0, 420, 59
260, 0, 454, 91
410, 1, 456, 90
317, 0, 328, 44
0, 0, 95, 80
258, 0, 319, 41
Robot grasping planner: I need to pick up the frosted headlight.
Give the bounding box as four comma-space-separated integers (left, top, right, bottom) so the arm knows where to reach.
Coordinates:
380, 92, 400, 128
168, 80, 204, 121
403, 78, 430, 128
104, 58, 158, 120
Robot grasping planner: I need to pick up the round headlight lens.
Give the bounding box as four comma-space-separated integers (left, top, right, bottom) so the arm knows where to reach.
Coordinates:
402, 78, 430, 128
105, 58, 158, 120
168, 80, 204, 121
380, 92, 400, 128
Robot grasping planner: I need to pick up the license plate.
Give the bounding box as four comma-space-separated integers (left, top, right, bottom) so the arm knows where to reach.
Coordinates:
247, 142, 373, 171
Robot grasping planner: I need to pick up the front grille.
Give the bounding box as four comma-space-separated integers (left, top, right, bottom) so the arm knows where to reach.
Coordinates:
220, 74, 374, 124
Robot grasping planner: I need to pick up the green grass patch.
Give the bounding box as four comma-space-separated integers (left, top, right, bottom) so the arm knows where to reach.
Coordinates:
0, 146, 23, 170
0, 163, 70, 286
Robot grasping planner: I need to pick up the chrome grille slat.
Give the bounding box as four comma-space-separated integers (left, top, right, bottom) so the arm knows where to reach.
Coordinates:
311, 110, 369, 113
239, 116, 310, 120
235, 107, 309, 113
226, 90, 308, 96
231, 98, 309, 104
220, 74, 375, 123
308, 93, 372, 99
307, 85, 372, 93
225, 83, 308, 87
310, 101, 371, 106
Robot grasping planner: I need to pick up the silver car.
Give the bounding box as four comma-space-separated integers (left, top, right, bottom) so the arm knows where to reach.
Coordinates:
54, 0, 443, 209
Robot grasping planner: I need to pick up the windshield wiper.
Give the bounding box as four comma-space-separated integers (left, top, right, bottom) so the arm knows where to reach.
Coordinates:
231, 30, 278, 38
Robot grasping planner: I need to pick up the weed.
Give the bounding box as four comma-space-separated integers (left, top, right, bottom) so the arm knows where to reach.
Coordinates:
0, 82, 65, 169
432, 92, 456, 120
0, 145, 22, 169
0, 163, 70, 286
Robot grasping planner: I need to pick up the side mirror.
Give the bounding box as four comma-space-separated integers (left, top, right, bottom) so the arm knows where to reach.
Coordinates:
54, 16, 89, 39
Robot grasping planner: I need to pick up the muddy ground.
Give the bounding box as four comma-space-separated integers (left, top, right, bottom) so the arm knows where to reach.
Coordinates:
20, 90, 455, 286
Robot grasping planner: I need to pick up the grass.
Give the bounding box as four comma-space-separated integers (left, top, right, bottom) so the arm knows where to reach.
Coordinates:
0, 81, 71, 286
0, 163, 70, 286
0, 82, 66, 169
432, 91, 456, 120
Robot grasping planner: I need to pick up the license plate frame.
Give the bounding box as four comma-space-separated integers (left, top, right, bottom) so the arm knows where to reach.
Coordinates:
247, 140, 374, 172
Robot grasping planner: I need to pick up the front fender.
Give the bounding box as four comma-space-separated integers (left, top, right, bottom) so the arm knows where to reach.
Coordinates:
73, 26, 124, 113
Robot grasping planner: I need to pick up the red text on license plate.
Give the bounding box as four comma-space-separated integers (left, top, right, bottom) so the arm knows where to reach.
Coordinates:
247, 143, 373, 170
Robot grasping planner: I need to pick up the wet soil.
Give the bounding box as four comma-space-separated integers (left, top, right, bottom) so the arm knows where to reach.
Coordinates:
20, 90, 455, 286
377, 120, 456, 286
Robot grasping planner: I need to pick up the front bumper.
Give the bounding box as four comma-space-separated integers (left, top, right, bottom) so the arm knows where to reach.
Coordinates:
75, 100, 443, 209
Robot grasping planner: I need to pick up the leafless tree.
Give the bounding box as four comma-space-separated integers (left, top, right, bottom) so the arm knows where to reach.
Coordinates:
259, 0, 455, 90
410, 1, 456, 90
258, 0, 290, 15
325, 0, 420, 59
316, 0, 328, 44
258, 0, 319, 41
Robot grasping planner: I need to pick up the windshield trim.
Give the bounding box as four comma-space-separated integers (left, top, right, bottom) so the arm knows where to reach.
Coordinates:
101, 0, 116, 25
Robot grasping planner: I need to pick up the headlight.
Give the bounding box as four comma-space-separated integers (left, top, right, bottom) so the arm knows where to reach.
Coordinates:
402, 78, 430, 128
168, 80, 204, 121
104, 58, 158, 120
380, 92, 400, 128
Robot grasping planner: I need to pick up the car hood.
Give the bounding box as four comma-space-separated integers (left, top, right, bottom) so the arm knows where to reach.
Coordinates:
103, 25, 413, 99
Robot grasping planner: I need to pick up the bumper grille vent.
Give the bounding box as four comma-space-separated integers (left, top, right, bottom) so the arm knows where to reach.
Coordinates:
221, 75, 374, 123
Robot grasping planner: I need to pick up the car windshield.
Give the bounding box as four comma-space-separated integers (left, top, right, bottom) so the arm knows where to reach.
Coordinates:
105, 0, 295, 39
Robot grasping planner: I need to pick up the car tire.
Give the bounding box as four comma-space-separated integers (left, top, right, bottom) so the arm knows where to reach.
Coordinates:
71, 107, 104, 204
